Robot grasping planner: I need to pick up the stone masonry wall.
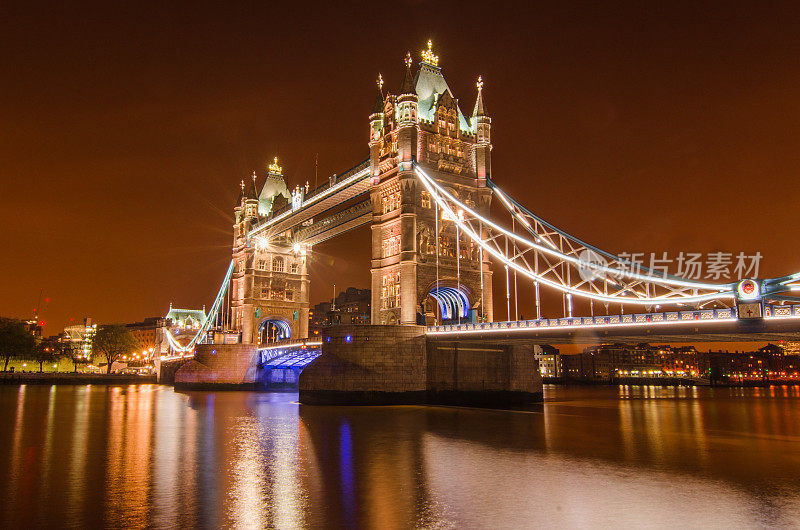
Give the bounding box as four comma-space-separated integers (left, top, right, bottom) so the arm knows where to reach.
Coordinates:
427, 342, 542, 394
299, 325, 427, 402
299, 324, 543, 406
174, 344, 260, 386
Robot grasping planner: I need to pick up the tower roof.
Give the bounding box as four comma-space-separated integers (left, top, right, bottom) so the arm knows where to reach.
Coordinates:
415, 62, 471, 133
258, 163, 290, 217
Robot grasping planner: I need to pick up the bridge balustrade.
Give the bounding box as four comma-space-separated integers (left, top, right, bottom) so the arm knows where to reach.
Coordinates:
426, 304, 800, 335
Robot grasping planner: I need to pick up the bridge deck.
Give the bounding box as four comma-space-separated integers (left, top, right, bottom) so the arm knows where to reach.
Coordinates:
427, 305, 800, 344
249, 161, 370, 239
294, 199, 372, 245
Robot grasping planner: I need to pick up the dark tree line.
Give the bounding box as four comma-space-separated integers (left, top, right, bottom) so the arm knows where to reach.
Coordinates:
0, 318, 35, 371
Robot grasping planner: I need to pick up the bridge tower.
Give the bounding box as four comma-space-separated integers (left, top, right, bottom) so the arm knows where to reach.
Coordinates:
230, 160, 310, 344
369, 42, 494, 326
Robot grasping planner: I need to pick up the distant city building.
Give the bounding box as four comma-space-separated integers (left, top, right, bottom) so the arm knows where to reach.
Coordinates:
551, 342, 800, 383
534, 345, 561, 377
126, 317, 167, 363
24, 319, 43, 338
63, 318, 97, 359
309, 288, 371, 335
782, 341, 800, 355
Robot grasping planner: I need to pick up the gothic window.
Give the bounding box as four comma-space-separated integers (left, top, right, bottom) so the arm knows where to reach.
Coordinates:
290, 263, 298, 274
428, 139, 437, 153
257, 259, 267, 271
439, 235, 456, 258
380, 272, 400, 309
382, 234, 400, 257
382, 191, 400, 214
285, 290, 293, 301
421, 191, 431, 209
260, 286, 269, 298
272, 257, 284, 272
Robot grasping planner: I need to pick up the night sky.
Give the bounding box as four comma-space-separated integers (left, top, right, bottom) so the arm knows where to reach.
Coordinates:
3, 1, 800, 344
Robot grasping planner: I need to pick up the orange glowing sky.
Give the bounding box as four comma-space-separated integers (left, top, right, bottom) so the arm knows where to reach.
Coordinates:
2, 1, 800, 349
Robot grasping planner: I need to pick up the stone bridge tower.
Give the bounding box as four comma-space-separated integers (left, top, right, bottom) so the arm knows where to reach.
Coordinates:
369, 42, 494, 326
230, 159, 310, 344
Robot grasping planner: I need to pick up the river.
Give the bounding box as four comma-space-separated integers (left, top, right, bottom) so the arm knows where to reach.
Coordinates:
1, 384, 799, 528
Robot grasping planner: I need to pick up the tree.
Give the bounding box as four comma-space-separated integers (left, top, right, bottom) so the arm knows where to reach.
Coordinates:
63, 340, 87, 373
35, 336, 59, 372
0, 317, 36, 371
92, 324, 136, 374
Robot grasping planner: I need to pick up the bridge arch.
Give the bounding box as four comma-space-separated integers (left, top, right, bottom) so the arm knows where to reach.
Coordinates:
424, 283, 473, 325
258, 317, 291, 344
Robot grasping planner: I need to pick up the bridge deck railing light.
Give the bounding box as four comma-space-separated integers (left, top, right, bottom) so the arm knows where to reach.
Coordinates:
426, 304, 800, 335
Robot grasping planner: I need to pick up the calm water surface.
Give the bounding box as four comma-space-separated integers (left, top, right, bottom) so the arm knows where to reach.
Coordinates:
1, 384, 800, 528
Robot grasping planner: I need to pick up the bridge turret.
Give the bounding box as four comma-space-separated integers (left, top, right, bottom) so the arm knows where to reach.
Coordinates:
243, 171, 260, 223
368, 74, 385, 177
473, 76, 492, 183
397, 53, 419, 137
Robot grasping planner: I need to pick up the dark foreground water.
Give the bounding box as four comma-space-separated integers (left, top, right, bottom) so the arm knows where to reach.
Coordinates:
2, 385, 800, 528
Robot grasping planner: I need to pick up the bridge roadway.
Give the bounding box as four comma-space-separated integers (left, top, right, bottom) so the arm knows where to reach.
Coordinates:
426, 305, 800, 344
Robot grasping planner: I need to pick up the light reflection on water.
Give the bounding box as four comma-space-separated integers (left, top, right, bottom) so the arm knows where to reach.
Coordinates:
0, 384, 800, 527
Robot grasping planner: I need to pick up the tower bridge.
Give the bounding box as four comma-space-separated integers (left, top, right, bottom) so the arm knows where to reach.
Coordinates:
166, 42, 800, 405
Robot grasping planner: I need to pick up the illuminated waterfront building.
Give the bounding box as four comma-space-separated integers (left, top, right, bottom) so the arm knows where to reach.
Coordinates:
125, 317, 168, 363
63, 317, 97, 359
534, 345, 561, 377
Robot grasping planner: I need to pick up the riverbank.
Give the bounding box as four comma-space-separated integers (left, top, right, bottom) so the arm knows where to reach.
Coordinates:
0, 372, 157, 385
543, 377, 800, 387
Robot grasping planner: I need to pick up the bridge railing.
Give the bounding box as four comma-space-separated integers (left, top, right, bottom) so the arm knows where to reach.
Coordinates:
426, 304, 800, 334
257, 339, 323, 367
264, 160, 370, 221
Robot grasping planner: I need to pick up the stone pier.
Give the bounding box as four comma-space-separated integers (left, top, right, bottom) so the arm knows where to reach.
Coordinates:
174, 344, 261, 389
299, 325, 542, 407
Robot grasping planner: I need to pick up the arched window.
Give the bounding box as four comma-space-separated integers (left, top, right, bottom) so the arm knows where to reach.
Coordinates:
272, 257, 284, 272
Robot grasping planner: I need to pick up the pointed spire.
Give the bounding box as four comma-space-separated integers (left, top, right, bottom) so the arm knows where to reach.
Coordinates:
400, 52, 415, 94
473, 75, 487, 117
237, 179, 246, 202
246, 171, 258, 199
373, 73, 384, 114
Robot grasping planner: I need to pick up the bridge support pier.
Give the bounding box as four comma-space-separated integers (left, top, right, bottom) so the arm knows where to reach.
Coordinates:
173, 344, 262, 389
299, 325, 542, 407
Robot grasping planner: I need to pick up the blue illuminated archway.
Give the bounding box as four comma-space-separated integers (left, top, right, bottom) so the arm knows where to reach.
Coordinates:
428, 286, 471, 322
259, 318, 291, 344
